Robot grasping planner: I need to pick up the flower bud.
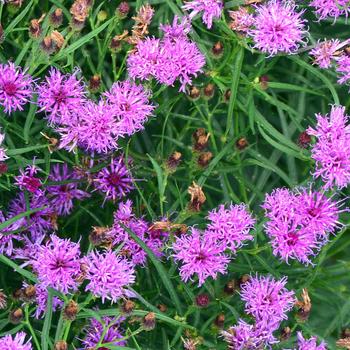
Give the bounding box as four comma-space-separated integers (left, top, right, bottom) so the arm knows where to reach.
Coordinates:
121, 300, 135, 315
157, 304, 167, 313
97, 10, 108, 22
166, 151, 182, 172
54, 340, 68, 350
10, 308, 23, 324
63, 300, 78, 321
298, 131, 311, 148
197, 151, 212, 168
203, 83, 215, 100
195, 294, 210, 308
214, 313, 225, 328
259, 75, 269, 90
188, 86, 201, 101
89, 74, 101, 92
224, 280, 236, 295
117, 1, 130, 18
236, 137, 248, 151
212, 41, 224, 58
50, 8, 63, 27
224, 89, 231, 102
142, 312, 156, 331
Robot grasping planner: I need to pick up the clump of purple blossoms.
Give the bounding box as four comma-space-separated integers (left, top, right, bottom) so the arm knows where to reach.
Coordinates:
172, 228, 229, 286
307, 105, 350, 189
108, 200, 165, 266
127, 16, 205, 92
240, 275, 295, 327
47, 163, 89, 216
0, 62, 34, 114
84, 250, 135, 303
81, 316, 126, 349
93, 157, 134, 203
335, 55, 350, 86
206, 203, 255, 252
294, 331, 327, 350
249, 0, 307, 56
30, 234, 82, 293
0, 332, 32, 350
310, 0, 350, 21
14, 164, 42, 194
0, 132, 8, 162
182, 0, 223, 29
222, 319, 276, 350
103, 80, 155, 136
310, 39, 342, 69
36, 67, 86, 125
262, 187, 343, 264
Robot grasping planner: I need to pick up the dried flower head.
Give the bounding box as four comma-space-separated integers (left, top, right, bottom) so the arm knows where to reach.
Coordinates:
188, 182, 206, 211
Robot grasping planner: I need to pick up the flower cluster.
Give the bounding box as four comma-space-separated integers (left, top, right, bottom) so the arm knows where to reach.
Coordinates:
307, 105, 350, 189
127, 16, 205, 92
294, 331, 327, 350
310, 0, 350, 21
262, 187, 344, 264
0, 332, 32, 350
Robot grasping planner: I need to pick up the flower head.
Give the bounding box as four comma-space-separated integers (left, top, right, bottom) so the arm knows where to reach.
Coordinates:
0, 62, 33, 114
307, 105, 350, 189
182, 0, 223, 29
160, 16, 192, 39
0, 332, 32, 350
249, 0, 307, 56
228, 7, 254, 33
84, 250, 135, 303
81, 316, 126, 349
206, 203, 255, 252
47, 163, 90, 216
240, 275, 295, 325
336, 54, 350, 86
93, 157, 134, 203
310, 39, 341, 69
296, 331, 327, 350
104, 80, 155, 136
14, 164, 42, 193
310, 0, 350, 21
172, 228, 229, 286
30, 234, 82, 293
37, 67, 86, 125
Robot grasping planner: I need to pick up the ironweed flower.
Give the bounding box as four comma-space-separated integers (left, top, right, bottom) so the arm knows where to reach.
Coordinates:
295, 331, 327, 350
310, 0, 350, 21
0, 332, 32, 350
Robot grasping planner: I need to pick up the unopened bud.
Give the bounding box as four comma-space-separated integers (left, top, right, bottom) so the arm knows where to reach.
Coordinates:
280, 326, 291, 341
89, 74, 101, 92
121, 300, 135, 315
10, 308, 23, 324
50, 8, 63, 27
117, 1, 130, 18
236, 137, 248, 151
166, 151, 182, 172
203, 83, 215, 100
142, 312, 156, 331
188, 86, 201, 101
63, 300, 78, 321
259, 75, 269, 90
198, 151, 212, 168
97, 10, 108, 22
212, 41, 224, 58
224, 89, 231, 102
54, 340, 68, 350
214, 313, 225, 328
195, 294, 210, 308
224, 280, 236, 295
298, 131, 311, 148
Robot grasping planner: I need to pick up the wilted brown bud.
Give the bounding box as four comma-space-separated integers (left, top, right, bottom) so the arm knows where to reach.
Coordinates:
236, 137, 248, 151
29, 17, 43, 39
212, 41, 224, 58
188, 182, 206, 212
197, 151, 212, 168
10, 308, 23, 324
157, 304, 167, 313
214, 313, 225, 328
229, 8, 252, 33
166, 151, 182, 172
128, 4, 154, 44
12, 288, 23, 300
0, 290, 7, 310
63, 300, 78, 321
121, 300, 135, 315
0, 163, 7, 175
238, 274, 250, 288
280, 326, 291, 341
224, 89, 231, 102
70, 0, 91, 30
337, 337, 350, 349
117, 1, 130, 18
110, 30, 128, 51
298, 131, 311, 148
195, 294, 210, 308
188, 86, 201, 101
203, 83, 215, 99
75, 262, 88, 284
89, 74, 101, 92
89, 226, 112, 247
50, 8, 63, 27
295, 288, 311, 322
224, 280, 236, 295
259, 75, 269, 90
7, 0, 23, 9
193, 128, 210, 151
51, 31, 64, 49
54, 340, 68, 350
22, 285, 36, 302
142, 312, 156, 330
41, 36, 56, 54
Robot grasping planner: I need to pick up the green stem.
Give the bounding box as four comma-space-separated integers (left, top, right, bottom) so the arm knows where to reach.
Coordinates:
24, 305, 41, 350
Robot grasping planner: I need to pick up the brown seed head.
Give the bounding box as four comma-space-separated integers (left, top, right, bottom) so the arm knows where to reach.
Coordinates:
51, 30, 64, 49
280, 326, 291, 341
89, 226, 112, 247
203, 83, 215, 99
63, 300, 78, 321
337, 338, 350, 350
224, 280, 236, 295
295, 288, 311, 322
54, 340, 68, 350
127, 4, 154, 45
23, 285, 36, 301
188, 86, 201, 101
29, 14, 45, 39
41, 36, 56, 54
198, 151, 213, 168
238, 274, 250, 288
212, 41, 224, 57
193, 128, 210, 151
214, 313, 225, 328
166, 151, 182, 171
89, 74, 101, 92
121, 299, 135, 315
188, 182, 206, 212
143, 312, 156, 330
10, 308, 23, 324
236, 137, 249, 151
50, 8, 63, 27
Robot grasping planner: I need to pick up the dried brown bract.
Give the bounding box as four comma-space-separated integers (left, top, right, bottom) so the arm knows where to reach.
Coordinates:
29, 14, 45, 39
337, 338, 350, 349
127, 4, 154, 45
70, 0, 91, 29
188, 182, 206, 211
295, 288, 311, 322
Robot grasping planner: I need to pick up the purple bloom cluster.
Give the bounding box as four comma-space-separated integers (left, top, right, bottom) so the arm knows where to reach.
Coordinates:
310, 0, 350, 21
127, 16, 205, 92
0, 62, 34, 114
0, 332, 32, 350
81, 316, 126, 349
263, 187, 343, 264
14, 164, 42, 194
84, 250, 135, 303
307, 105, 350, 189
206, 203, 255, 252
182, 0, 223, 29
292, 331, 327, 350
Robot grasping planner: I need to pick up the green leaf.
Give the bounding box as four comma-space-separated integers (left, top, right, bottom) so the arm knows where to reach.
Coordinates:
42, 289, 54, 350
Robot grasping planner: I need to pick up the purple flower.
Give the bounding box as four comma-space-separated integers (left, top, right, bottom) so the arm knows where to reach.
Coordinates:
14, 164, 42, 194
310, 39, 342, 69
228, 7, 254, 33
37, 67, 86, 125
307, 105, 350, 189
160, 16, 192, 40
240, 275, 295, 325
206, 203, 255, 252
8, 192, 54, 238
84, 250, 135, 303
295, 331, 327, 350
30, 234, 82, 293
0, 210, 21, 256
249, 0, 307, 56
222, 320, 277, 350
0, 62, 33, 114
47, 163, 90, 216
172, 228, 229, 286
0, 132, 8, 162
104, 80, 155, 136
0, 332, 32, 350
182, 0, 223, 29
81, 316, 126, 349
336, 54, 350, 85
310, 0, 350, 21
93, 157, 134, 203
